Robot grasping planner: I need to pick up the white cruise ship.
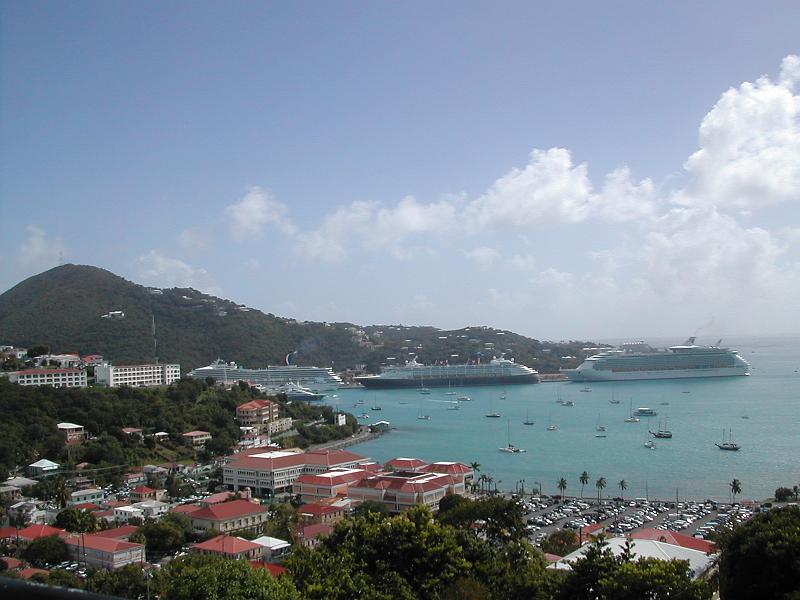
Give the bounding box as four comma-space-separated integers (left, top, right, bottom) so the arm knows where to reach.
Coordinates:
187, 358, 342, 391
562, 338, 750, 382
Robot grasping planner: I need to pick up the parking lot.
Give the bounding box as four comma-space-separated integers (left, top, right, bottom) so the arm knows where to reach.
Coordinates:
518, 495, 757, 548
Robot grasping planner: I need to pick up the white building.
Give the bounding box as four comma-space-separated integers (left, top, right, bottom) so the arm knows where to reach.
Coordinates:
95, 363, 180, 387
9, 368, 87, 388
68, 488, 104, 507
28, 459, 60, 476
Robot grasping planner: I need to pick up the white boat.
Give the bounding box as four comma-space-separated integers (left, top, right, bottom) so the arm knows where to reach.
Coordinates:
580, 386, 592, 392
457, 395, 471, 401
596, 414, 606, 432
499, 420, 527, 453
634, 407, 658, 417
562, 400, 575, 407
447, 402, 460, 410
546, 415, 557, 431
523, 409, 535, 426
624, 400, 640, 423
417, 414, 431, 420
716, 428, 740, 451
644, 439, 656, 449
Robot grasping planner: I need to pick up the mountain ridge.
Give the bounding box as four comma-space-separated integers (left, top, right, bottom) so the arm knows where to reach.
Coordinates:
0, 265, 590, 372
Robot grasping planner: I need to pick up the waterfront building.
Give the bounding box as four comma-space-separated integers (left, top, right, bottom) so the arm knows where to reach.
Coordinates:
8, 368, 87, 388
293, 469, 371, 503
347, 471, 465, 513
94, 363, 180, 387
223, 448, 370, 496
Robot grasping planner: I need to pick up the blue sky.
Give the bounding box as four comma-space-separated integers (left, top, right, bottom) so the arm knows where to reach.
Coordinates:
2, 2, 799, 340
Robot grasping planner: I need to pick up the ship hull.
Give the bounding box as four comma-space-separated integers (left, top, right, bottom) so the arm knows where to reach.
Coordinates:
356, 373, 539, 389
561, 366, 749, 382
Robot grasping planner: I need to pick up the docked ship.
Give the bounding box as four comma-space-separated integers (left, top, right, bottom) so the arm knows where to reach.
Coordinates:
187, 357, 342, 392
562, 338, 750, 382
355, 356, 539, 389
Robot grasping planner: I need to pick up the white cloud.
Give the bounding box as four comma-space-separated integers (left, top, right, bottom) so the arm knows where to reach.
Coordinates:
464, 246, 500, 271
294, 200, 376, 262
178, 228, 207, 252
137, 250, 220, 294
507, 254, 537, 271
16, 226, 67, 274
677, 54, 800, 210
225, 187, 296, 241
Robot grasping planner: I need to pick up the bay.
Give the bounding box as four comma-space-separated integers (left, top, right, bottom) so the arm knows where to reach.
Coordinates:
321, 335, 800, 502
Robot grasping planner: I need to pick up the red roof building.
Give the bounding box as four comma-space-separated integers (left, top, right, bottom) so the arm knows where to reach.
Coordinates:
347, 471, 466, 513
250, 562, 288, 576
419, 461, 474, 483
187, 499, 268, 534
386, 457, 428, 471
293, 468, 371, 502
298, 501, 347, 525
1, 557, 24, 569
17, 524, 68, 541
194, 534, 263, 560
18, 568, 49, 579
171, 503, 202, 516
64, 533, 145, 570
236, 399, 280, 427
295, 523, 334, 549
92, 525, 140, 541
629, 529, 717, 553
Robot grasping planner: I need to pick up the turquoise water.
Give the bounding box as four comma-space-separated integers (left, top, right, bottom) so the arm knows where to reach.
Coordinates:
322, 336, 800, 502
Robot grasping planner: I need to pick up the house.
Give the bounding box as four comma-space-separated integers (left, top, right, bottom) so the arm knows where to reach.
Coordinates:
68, 488, 104, 507
114, 506, 144, 523
65, 533, 145, 570
92, 525, 140, 541
298, 500, 347, 525
132, 500, 169, 519
251, 535, 291, 563
27, 459, 59, 476
182, 430, 212, 447
16, 524, 68, 542
267, 418, 293, 435
153, 432, 170, 442
295, 523, 334, 549
121, 427, 144, 439
187, 499, 268, 534
8, 501, 48, 525
0, 485, 22, 503
193, 534, 264, 560
123, 472, 147, 487
57, 422, 86, 445
81, 354, 105, 366
129, 486, 165, 503
236, 399, 279, 427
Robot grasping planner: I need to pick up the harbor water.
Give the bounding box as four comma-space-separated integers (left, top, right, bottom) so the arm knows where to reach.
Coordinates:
321, 335, 800, 502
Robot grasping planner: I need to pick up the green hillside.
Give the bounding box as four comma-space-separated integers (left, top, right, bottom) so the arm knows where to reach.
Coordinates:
0, 265, 594, 372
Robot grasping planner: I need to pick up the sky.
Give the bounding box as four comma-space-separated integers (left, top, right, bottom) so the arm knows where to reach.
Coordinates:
1, 2, 799, 341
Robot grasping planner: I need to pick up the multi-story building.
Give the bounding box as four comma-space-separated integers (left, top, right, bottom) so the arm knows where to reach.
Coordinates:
95, 363, 180, 387
68, 488, 104, 507
65, 533, 144, 570
58, 422, 86, 445
267, 417, 293, 436
193, 534, 264, 560
293, 469, 372, 503
9, 368, 87, 388
224, 449, 370, 496
347, 471, 465, 513
187, 499, 268, 534
236, 399, 279, 427
182, 431, 212, 447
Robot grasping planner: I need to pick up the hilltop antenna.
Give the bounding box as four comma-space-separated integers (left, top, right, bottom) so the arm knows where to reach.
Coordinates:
152, 314, 158, 364
58, 251, 64, 266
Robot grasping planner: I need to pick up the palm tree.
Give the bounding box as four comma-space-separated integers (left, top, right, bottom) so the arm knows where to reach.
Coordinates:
557, 477, 568, 500
580, 471, 589, 499
618, 479, 628, 504
730, 479, 742, 504
470, 461, 481, 473
596, 477, 607, 503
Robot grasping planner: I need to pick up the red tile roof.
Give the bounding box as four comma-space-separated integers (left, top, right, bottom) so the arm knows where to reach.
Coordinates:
195, 534, 261, 556
545, 553, 563, 563
229, 448, 367, 471
183, 430, 211, 437
386, 457, 428, 470
419, 462, 473, 476
93, 525, 140, 540
0, 526, 19, 539
171, 503, 202, 515
72, 502, 102, 511
18, 568, 49, 579
201, 491, 236, 505
188, 499, 266, 522
237, 399, 276, 411
131, 485, 155, 494
17, 524, 68, 540
298, 523, 334, 539
300, 502, 344, 515
295, 469, 369, 488
1, 557, 23, 569
630, 529, 716, 553
65, 533, 143, 553
250, 562, 288, 576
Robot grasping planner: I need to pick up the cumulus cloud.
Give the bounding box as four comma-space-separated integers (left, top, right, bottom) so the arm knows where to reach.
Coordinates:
225, 187, 296, 241
464, 246, 500, 271
16, 226, 67, 274
677, 54, 800, 210
137, 250, 220, 294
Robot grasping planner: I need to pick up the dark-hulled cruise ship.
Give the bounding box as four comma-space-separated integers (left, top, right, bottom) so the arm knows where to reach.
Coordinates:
355, 356, 539, 389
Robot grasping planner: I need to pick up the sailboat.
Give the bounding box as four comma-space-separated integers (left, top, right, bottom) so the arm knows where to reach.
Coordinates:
417, 398, 430, 420
716, 428, 740, 451
371, 396, 382, 411
650, 417, 672, 438
447, 401, 460, 410
546, 415, 558, 431
595, 414, 606, 432
609, 391, 620, 404
446, 381, 456, 395
485, 396, 501, 418
624, 400, 640, 423
523, 409, 535, 426
499, 419, 527, 453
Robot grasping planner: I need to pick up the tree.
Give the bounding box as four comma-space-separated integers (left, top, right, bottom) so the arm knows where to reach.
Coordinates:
138, 519, 186, 558
774, 486, 793, 502
730, 478, 742, 503
21, 535, 69, 567
353, 500, 390, 517
557, 477, 568, 499
579, 471, 589, 499
86, 564, 148, 599
618, 479, 628, 503
46, 569, 83, 590
470, 461, 481, 473
717, 506, 800, 600
55, 508, 98, 533
596, 477, 607, 503
156, 554, 300, 600
264, 502, 298, 540
540, 529, 579, 556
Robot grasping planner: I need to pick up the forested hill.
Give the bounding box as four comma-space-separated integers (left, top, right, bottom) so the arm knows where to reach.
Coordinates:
0, 265, 594, 372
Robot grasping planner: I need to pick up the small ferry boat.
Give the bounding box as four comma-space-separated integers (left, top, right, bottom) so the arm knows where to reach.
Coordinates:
634, 407, 658, 417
